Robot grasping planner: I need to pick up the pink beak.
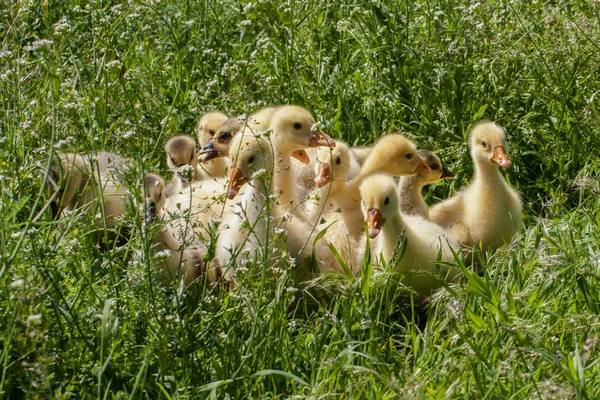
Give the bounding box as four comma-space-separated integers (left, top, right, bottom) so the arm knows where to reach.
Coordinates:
314, 163, 331, 188
366, 208, 385, 239
491, 146, 512, 168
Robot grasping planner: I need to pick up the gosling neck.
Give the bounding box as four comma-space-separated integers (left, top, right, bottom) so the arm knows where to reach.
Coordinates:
398, 176, 428, 218
311, 179, 346, 216
473, 157, 505, 188
203, 157, 228, 178
272, 149, 300, 214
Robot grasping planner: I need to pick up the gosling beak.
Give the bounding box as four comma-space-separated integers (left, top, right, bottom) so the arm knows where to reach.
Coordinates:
491, 146, 512, 168
314, 163, 331, 188
308, 131, 336, 148
441, 168, 455, 179
414, 157, 432, 174
366, 208, 385, 239
146, 201, 157, 226
228, 167, 249, 200
50, 202, 60, 220
291, 150, 310, 164
199, 141, 220, 163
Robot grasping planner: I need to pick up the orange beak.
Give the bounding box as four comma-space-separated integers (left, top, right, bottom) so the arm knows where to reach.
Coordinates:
227, 167, 249, 200
291, 150, 310, 164
414, 157, 432, 174
308, 131, 336, 148
366, 208, 385, 239
314, 163, 331, 188
491, 146, 512, 168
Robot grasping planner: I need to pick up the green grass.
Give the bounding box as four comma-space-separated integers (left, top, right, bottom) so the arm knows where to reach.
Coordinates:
1, 0, 600, 397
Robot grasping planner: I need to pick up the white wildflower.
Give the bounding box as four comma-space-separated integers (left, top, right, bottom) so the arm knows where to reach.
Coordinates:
54, 139, 70, 149
252, 168, 267, 180
31, 39, 53, 53
53, 16, 71, 35
106, 60, 122, 69
261, 128, 273, 138
310, 122, 323, 132
155, 249, 172, 260
10, 279, 24, 288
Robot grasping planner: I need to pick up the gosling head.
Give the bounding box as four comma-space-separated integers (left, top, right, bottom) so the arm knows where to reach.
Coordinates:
46, 153, 89, 218
164, 135, 198, 184
144, 173, 165, 225
227, 130, 274, 200
415, 149, 454, 184
269, 105, 335, 156
469, 121, 512, 168
196, 111, 228, 146
360, 174, 399, 239
364, 134, 431, 176
314, 141, 352, 188
199, 117, 244, 162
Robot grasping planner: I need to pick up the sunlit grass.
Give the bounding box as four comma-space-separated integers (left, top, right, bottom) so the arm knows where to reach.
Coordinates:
1, 0, 599, 397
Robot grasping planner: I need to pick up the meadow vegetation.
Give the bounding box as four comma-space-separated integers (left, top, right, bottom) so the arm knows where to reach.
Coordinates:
1, 0, 599, 397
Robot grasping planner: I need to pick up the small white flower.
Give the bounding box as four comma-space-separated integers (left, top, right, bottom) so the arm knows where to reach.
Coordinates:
310, 122, 323, 132
54, 139, 70, 149
31, 39, 53, 52
262, 128, 273, 138
252, 168, 267, 179
27, 314, 42, 324
155, 249, 172, 259
106, 60, 122, 69
10, 279, 24, 288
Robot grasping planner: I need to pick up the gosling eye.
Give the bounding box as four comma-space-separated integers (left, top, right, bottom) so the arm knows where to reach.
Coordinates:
189, 153, 194, 163
335, 157, 341, 165
219, 132, 232, 142
248, 155, 256, 164
209, 129, 215, 136
405, 153, 414, 160
481, 141, 488, 149
169, 155, 177, 166
384, 196, 390, 206
293, 122, 302, 130
431, 164, 439, 170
